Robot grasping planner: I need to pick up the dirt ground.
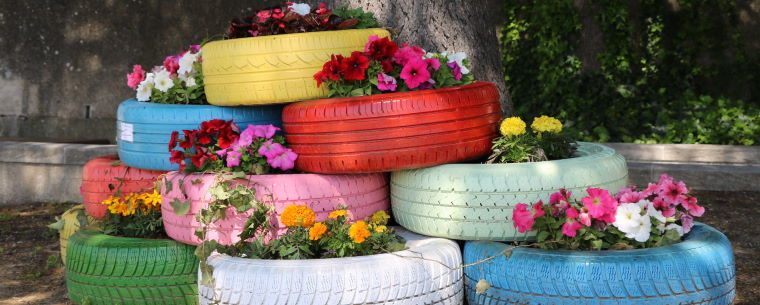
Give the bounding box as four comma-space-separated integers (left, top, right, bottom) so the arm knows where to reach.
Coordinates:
0, 191, 758, 305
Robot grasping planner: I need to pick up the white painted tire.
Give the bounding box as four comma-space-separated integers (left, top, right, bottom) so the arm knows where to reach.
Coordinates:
199, 228, 464, 305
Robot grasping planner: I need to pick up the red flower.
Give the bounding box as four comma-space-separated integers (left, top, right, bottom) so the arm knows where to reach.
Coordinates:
316, 3, 330, 15
217, 129, 238, 149
179, 130, 196, 149
169, 150, 185, 165
168, 131, 179, 151
364, 37, 398, 73
201, 119, 228, 135
341, 52, 370, 81
196, 132, 212, 145
272, 8, 285, 19
190, 147, 211, 168
314, 54, 344, 87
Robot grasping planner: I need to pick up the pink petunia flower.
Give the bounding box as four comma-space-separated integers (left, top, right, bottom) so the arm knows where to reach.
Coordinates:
653, 196, 676, 218
641, 182, 660, 196
578, 207, 592, 226
163, 55, 180, 75
447, 62, 463, 80
393, 43, 425, 66
425, 58, 440, 70
532, 200, 545, 218
377, 73, 397, 91
252, 125, 280, 139
126, 65, 145, 89
581, 188, 618, 223
400, 58, 431, 89
238, 125, 256, 147
512, 203, 535, 233
683, 196, 705, 217
565, 206, 579, 219
680, 213, 694, 233
561, 219, 583, 237
226, 151, 242, 167
267, 149, 298, 171
258, 140, 286, 159
659, 179, 689, 205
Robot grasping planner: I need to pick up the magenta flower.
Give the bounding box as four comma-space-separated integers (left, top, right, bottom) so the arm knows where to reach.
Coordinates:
680, 213, 694, 233
425, 58, 440, 70
683, 196, 705, 217
189, 44, 201, 53
581, 188, 618, 223
565, 206, 579, 219
267, 149, 297, 171
126, 65, 145, 89
238, 125, 256, 147
447, 62, 463, 80
252, 125, 280, 139
512, 203, 535, 233
226, 151, 242, 167
163, 55, 180, 75
400, 59, 431, 89
418, 78, 436, 90
561, 219, 583, 237
392, 44, 425, 66
258, 140, 286, 159
377, 73, 398, 91
578, 207, 592, 226
532, 200, 545, 218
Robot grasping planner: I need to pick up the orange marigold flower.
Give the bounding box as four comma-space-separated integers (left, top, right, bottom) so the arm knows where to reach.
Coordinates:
281, 205, 316, 228
328, 209, 349, 219
349, 220, 371, 243
309, 222, 328, 240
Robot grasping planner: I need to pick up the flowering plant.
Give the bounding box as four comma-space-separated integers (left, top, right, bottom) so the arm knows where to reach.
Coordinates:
488, 115, 576, 163
217, 206, 404, 260
99, 190, 164, 238
168, 120, 297, 173
225, 2, 379, 39
126, 45, 206, 104
512, 174, 704, 250
314, 36, 475, 97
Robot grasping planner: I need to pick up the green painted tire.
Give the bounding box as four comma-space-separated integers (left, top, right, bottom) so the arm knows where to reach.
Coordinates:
390, 142, 628, 241
65, 231, 198, 305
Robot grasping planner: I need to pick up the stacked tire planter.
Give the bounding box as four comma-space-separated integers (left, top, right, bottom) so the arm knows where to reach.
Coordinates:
65, 231, 198, 305
160, 172, 390, 245
116, 99, 284, 171
80, 154, 165, 219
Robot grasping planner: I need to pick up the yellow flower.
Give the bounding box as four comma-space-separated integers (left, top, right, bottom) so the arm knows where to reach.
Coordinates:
140, 190, 162, 208
328, 209, 349, 219
370, 210, 390, 225
349, 220, 372, 243
499, 117, 526, 137
531, 115, 563, 133
100, 196, 118, 206
309, 222, 328, 240
374, 225, 387, 233
281, 205, 316, 228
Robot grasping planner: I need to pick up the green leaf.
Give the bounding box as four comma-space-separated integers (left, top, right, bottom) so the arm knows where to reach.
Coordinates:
170, 198, 192, 215
110, 161, 122, 166
537, 231, 550, 242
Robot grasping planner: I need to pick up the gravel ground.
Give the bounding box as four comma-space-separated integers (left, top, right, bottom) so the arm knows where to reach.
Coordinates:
0, 191, 757, 304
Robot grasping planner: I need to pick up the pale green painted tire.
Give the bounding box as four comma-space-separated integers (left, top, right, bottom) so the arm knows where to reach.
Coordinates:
390, 142, 628, 241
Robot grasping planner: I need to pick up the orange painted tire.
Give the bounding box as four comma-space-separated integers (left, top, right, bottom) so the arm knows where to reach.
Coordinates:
80, 155, 165, 218
282, 82, 501, 173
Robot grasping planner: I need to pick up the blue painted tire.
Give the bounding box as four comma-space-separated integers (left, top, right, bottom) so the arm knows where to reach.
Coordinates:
464, 223, 735, 305
116, 99, 283, 171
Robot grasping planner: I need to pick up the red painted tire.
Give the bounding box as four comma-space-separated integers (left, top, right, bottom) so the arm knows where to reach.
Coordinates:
282, 81, 501, 173
160, 172, 390, 246
80, 155, 165, 218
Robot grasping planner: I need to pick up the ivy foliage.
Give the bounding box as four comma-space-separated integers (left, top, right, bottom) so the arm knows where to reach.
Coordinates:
502, 0, 760, 145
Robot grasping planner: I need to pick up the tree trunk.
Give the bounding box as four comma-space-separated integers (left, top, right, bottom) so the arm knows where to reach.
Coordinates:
318, 0, 512, 115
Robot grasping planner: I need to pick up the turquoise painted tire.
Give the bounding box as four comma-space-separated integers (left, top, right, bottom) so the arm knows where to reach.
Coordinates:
390, 142, 628, 241
116, 99, 283, 171
463, 223, 736, 305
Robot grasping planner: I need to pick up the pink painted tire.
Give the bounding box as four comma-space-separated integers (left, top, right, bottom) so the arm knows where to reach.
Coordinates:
160, 172, 390, 245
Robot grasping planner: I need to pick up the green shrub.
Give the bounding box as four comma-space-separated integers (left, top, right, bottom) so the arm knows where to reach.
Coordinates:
502, 0, 760, 145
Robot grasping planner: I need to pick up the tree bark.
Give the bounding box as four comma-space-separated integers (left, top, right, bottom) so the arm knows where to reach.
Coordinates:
317, 0, 512, 115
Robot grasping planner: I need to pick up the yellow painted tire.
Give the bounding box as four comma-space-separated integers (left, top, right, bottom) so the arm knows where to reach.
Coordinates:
202, 28, 390, 106
59, 205, 95, 265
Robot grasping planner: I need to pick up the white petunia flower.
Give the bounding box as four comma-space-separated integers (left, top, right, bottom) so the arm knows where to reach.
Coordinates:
446, 52, 470, 74
184, 75, 197, 87
665, 223, 684, 237
153, 69, 174, 92
177, 52, 198, 76
135, 79, 154, 101
613, 203, 643, 234
288, 3, 311, 16
628, 215, 652, 242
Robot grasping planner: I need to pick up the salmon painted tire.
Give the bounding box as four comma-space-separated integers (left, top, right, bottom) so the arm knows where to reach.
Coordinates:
282, 81, 502, 173
160, 171, 390, 246
65, 231, 198, 305
80, 155, 165, 218
463, 223, 736, 305
199, 228, 463, 305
